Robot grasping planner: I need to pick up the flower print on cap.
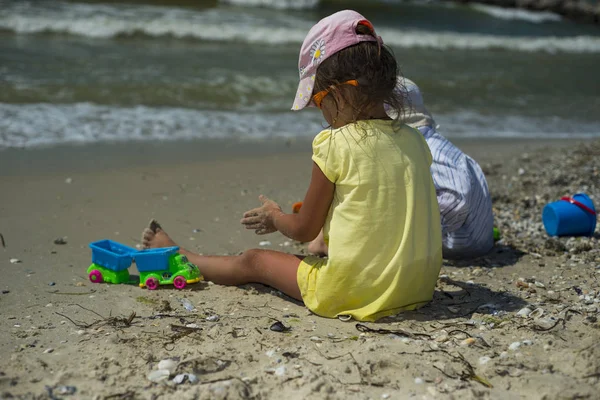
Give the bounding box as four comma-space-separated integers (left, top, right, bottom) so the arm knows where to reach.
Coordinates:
310, 39, 326, 65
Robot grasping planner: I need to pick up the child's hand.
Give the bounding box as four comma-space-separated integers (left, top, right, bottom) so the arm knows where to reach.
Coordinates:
241, 195, 283, 235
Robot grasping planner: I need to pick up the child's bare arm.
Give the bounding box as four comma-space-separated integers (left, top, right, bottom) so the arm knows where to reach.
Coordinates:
241, 162, 334, 242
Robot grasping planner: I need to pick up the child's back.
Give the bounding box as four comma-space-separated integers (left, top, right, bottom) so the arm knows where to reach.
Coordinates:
300, 119, 442, 321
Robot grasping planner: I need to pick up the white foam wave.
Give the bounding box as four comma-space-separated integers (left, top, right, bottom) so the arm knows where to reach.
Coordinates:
470, 4, 562, 23
1, 103, 598, 149
0, 103, 323, 148
219, 0, 319, 10
378, 28, 600, 53
435, 110, 600, 139
2, 4, 599, 53
0, 1, 309, 42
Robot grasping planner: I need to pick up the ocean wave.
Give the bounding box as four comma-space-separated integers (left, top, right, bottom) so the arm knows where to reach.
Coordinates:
1, 103, 598, 149
219, 0, 319, 10
470, 4, 562, 23
378, 28, 600, 53
0, 72, 298, 111
0, 1, 309, 42
0, 103, 324, 148
1, 2, 599, 53
435, 110, 600, 139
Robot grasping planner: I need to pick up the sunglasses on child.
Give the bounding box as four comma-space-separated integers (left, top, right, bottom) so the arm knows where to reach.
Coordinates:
312, 79, 359, 109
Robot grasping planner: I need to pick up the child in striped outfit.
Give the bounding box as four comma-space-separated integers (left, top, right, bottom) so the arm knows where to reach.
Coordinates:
309, 78, 494, 259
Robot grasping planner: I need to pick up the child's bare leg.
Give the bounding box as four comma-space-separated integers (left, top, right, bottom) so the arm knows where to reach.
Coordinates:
183, 249, 303, 300
307, 229, 329, 256
141, 222, 303, 300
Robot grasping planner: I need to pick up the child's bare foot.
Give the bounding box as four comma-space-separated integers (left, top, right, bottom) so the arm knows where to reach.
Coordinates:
141, 219, 178, 249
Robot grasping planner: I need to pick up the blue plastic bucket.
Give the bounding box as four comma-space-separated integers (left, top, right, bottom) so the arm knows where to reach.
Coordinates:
542, 193, 597, 237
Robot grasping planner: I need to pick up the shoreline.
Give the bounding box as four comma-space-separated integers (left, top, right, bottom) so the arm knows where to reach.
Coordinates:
0, 136, 590, 177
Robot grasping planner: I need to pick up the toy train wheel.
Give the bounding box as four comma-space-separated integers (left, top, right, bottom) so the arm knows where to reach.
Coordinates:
89, 270, 104, 283
173, 276, 186, 290
145, 277, 159, 290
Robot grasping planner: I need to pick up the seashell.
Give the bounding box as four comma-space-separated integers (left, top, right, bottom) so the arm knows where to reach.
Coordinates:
509, 341, 521, 351
269, 321, 291, 332
517, 307, 532, 318
206, 315, 220, 322
157, 359, 178, 375
53, 237, 67, 245
515, 281, 530, 289
56, 386, 76, 395
147, 369, 170, 382
535, 317, 557, 330
435, 334, 449, 343
530, 308, 544, 319
479, 356, 491, 365
179, 298, 194, 311
172, 374, 187, 384
460, 338, 477, 346
9, 258, 21, 264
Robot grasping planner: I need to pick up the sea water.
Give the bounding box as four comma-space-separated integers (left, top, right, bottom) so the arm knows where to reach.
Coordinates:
1, 0, 599, 149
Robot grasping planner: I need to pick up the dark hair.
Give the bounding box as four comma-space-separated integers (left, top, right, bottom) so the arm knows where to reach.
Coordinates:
314, 23, 406, 124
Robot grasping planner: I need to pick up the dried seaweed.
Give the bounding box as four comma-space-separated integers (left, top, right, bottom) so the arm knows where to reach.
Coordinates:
163, 324, 203, 350
104, 390, 137, 400
47, 289, 97, 296
522, 309, 581, 332
55, 306, 137, 330
428, 347, 493, 388
355, 323, 432, 340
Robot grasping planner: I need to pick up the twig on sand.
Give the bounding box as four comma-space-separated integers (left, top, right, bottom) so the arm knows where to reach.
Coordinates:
521, 309, 581, 332
56, 308, 137, 330
70, 303, 105, 319
163, 324, 202, 350
428, 346, 493, 388
47, 289, 97, 296
104, 390, 137, 400
356, 323, 432, 340
55, 312, 90, 328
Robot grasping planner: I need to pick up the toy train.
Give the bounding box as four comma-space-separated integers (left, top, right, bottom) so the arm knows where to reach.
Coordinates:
87, 240, 202, 290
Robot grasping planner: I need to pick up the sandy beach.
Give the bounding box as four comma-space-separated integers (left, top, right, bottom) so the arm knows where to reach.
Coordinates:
1, 137, 598, 399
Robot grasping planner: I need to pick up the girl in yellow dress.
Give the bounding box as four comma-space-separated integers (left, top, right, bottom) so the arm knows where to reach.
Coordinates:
142, 10, 442, 322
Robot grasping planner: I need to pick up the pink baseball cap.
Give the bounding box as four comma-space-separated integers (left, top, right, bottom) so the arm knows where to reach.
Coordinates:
291, 10, 382, 111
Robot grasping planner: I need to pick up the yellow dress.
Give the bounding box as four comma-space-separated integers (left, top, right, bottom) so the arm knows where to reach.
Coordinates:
297, 119, 442, 322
